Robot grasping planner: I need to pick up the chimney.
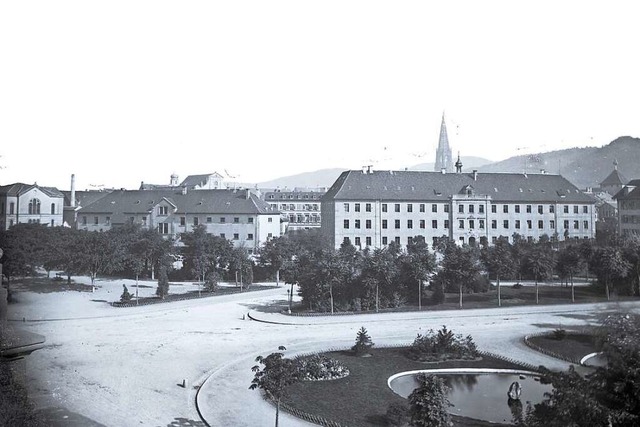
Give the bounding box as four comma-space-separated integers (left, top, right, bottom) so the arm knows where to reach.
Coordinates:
540, 169, 546, 174
246, 189, 251, 199
70, 174, 76, 207
441, 168, 446, 174
473, 170, 478, 181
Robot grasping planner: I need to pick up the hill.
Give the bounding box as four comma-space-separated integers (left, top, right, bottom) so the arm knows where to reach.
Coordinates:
257, 168, 347, 189
476, 136, 640, 189
408, 156, 494, 171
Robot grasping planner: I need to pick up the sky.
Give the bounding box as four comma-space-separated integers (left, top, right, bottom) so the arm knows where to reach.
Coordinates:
1, 1, 640, 191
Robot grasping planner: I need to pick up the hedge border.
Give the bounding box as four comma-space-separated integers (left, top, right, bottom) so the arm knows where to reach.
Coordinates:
523, 329, 596, 365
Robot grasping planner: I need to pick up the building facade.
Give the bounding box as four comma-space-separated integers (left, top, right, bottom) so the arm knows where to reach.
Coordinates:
0, 183, 65, 230
262, 189, 325, 231
322, 170, 596, 250
76, 188, 281, 253
614, 179, 640, 236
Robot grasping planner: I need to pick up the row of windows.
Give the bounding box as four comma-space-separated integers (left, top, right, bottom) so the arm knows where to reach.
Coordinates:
180, 216, 257, 226
270, 203, 320, 211
158, 222, 255, 242
267, 194, 320, 200
344, 218, 590, 231
620, 200, 640, 210
1, 200, 57, 215
344, 219, 452, 230
344, 234, 592, 249
343, 202, 591, 215
621, 215, 640, 224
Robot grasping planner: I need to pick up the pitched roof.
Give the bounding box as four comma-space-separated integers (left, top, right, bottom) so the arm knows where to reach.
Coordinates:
600, 169, 628, 186
0, 183, 64, 198
61, 190, 112, 208
78, 188, 278, 216
180, 173, 224, 188
323, 170, 595, 203
613, 179, 640, 200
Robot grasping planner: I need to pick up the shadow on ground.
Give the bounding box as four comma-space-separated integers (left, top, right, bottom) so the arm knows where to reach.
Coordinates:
36, 407, 107, 426
239, 297, 290, 313
165, 417, 206, 426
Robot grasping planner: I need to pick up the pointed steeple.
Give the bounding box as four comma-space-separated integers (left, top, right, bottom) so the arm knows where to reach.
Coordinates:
434, 112, 453, 172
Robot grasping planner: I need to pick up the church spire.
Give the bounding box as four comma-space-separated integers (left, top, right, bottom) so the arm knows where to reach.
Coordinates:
434, 112, 453, 172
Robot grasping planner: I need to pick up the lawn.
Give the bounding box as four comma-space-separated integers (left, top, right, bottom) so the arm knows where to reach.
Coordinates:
527, 332, 600, 363
282, 347, 537, 427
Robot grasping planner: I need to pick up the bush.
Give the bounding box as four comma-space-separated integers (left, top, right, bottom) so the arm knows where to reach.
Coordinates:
552, 328, 567, 340
512, 283, 523, 289
352, 326, 375, 356
295, 355, 349, 381
407, 325, 478, 361
408, 373, 452, 427
385, 402, 409, 426
120, 284, 133, 303
204, 272, 220, 293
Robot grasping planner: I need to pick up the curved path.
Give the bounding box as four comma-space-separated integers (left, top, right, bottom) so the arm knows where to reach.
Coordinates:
11, 281, 640, 427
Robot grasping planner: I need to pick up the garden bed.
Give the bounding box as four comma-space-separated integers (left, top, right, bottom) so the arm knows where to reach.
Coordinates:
282, 347, 539, 427
524, 331, 599, 364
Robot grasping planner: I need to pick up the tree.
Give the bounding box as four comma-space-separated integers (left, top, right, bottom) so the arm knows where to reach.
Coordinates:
352, 326, 374, 356
181, 225, 233, 295
556, 245, 583, 302
591, 246, 630, 300
408, 373, 452, 427
120, 284, 133, 303
156, 263, 170, 299
525, 244, 556, 304
435, 241, 483, 309
481, 237, 515, 307
249, 346, 299, 427
402, 236, 436, 310
258, 236, 295, 285
621, 235, 640, 296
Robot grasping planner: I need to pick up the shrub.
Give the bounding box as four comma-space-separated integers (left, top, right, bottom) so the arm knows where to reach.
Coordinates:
204, 272, 219, 293
408, 326, 478, 361
352, 327, 375, 356
385, 402, 409, 426
552, 328, 567, 340
296, 355, 349, 381
408, 373, 452, 427
120, 284, 133, 303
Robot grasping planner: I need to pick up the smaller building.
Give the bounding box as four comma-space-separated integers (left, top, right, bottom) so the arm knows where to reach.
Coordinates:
614, 179, 640, 236
262, 188, 326, 232
0, 183, 65, 230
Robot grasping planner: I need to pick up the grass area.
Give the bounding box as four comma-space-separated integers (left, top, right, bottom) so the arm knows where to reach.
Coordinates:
527, 333, 599, 362
8, 276, 93, 294
282, 347, 536, 427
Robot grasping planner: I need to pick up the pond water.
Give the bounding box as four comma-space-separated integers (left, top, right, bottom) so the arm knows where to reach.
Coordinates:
389, 371, 552, 424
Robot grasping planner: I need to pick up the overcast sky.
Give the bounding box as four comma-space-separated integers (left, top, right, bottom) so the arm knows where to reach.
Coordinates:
1, 1, 639, 191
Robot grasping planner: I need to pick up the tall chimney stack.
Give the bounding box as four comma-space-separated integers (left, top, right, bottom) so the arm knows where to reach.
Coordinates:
70, 174, 76, 207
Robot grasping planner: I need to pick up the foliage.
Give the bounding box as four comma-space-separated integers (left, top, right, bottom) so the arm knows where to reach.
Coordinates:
156, 264, 169, 299
0, 362, 45, 427
407, 325, 478, 361
181, 224, 233, 283
385, 402, 410, 426
295, 354, 349, 381
203, 271, 219, 292
352, 326, 374, 356
551, 328, 566, 340
408, 373, 452, 427
120, 284, 133, 302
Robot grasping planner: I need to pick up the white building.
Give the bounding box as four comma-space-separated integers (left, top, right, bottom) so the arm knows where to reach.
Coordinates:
0, 183, 65, 230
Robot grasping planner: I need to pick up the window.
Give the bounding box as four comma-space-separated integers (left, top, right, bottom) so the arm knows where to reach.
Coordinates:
158, 206, 168, 215
538, 205, 544, 214
355, 219, 361, 229
268, 217, 273, 223
503, 205, 509, 213
207, 217, 213, 223
220, 217, 226, 223
82, 216, 87, 225
194, 217, 199, 226
105, 216, 110, 225
10, 202, 15, 214
432, 204, 437, 213
355, 237, 361, 246
382, 219, 388, 229
382, 204, 388, 213
395, 204, 400, 212
491, 205, 497, 213
550, 205, 555, 213
394, 237, 401, 244
420, 219, 426, 229
574, 220, 579, 229
469, 220, 475, 229
526, 205, 532, 213
538, 220, 544, 229
491, 220, 497, 229
220, 233, 226, 239
459, 204, 464, 213
550, 220, 555, 229
51, 219, 55, 227
407, 204, 413, 213
407, 220, 413, 229
158, 223, 169, 234
459, 220, 465, 229
233, 233, 239, 240
365, 203, 372, 212
492, 236, 497, 244
584, 220, 589, 229
469, 205, 475, 213
344, 219, 350, 229
515, 205, 521, 214
430, 220, 436, 228
366, 219, 371, 229
343, 237, 350, 245
583, 206, 588, 214
248, 217, 254, 224
365, 236, 372, 246
564, 205, 569, 214
479, 205, 484, 214
564, 220, 569, 229
28, 198, 41, 214
382, 236, 388, 245
395, 219, 400, 229
503, 220, 509, 228
420, 204, 425, 213
408, 237, 413, 245
574, 206, 579, 214
515, 220, 521, 229
344, 203, 350, 212
444, 204, 450, 213
51, 203, 56, 214
527, 220, 532, 229
94, 216, 99, 225
234, 217, 240, 223
267, 233, 273, 239
479, 219, 485, 229
247, 233, 254, 240
180, 217, 186, 226
355, 203, 361, 212
444, 220, 450, 229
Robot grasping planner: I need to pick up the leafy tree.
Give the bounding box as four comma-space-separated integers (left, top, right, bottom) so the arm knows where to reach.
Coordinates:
402, 236, 436, 309
621, 235, 640, 296
156, 263, 170, 299
77, 229, 127, 287
352, 326, 374, 356
360, 247, 401, 312
258, 236, 295, 285
249, 346, 299, 427
408, 373, 452, 427
434, 241, 483, 309
181, 225, 233, 294
229, 246, 253, 290
556, 245, 584, 302
525, 245, 556, 304
591, 246, 630, 300
481, 236, 515, 306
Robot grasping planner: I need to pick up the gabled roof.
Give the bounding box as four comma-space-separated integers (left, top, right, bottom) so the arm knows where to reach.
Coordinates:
61, 190, 112, 208
180, 173, 224, 188
78, 188, 278, 216
613, 179, 640, 200
323, 170, 595, 203
600, 169, 628, 186
0, 183, 64, 198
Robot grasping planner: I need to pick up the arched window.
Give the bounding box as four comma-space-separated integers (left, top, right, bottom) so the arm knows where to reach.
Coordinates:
51, 203, 56, 214
29, 198, 41, 214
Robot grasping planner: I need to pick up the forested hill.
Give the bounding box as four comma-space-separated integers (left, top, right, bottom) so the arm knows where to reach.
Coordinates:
476, 136, 640, 189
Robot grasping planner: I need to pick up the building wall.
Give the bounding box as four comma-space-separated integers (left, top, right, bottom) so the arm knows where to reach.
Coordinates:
619, 198, 640, 236
0, 188, 64, 230
265, 191, 324, 231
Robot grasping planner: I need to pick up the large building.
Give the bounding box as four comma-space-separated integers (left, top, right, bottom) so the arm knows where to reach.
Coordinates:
76, 188, 281, 253
614, 179, 640, 236
0, 183, 65, 230
262, 188, 326, 231
321, 168, 596, 250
